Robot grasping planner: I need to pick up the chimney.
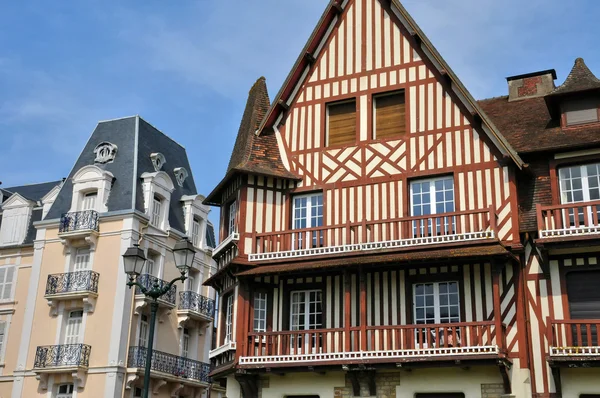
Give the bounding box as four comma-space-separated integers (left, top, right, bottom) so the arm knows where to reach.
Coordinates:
506, 69, 557, 102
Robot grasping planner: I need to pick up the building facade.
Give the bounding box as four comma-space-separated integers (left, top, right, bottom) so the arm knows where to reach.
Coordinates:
204, 1, 600, 398
0, 116, 220, 398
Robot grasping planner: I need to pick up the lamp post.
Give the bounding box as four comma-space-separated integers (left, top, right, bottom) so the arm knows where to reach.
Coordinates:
122, 238, 196, 398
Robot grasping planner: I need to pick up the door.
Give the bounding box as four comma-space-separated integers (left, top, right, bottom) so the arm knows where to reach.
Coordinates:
410, 177, 455, 238
290, 290, 323, 353
56, 384, 74, 398
64, 310, 83, 345
559, 163, 600, 227
292, 193, 323, 249
413, 282, 460, 348
566, 270, 600, 346
182, 328, 190, 358
138, 314, 149, 347
69, 248, 91, 291
82, 192, 97, 211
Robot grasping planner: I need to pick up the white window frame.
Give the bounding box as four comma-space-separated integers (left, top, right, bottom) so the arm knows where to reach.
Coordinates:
253, 292, 268, 333
559, 163, 600, 204
413, 281, 461, 325
64, 310, 84, 345
0, 266, 15, 302
290, 290, 323, 331
73, 248, 91, 271
410, 176, 455, 217
0, 321, 6, 364
227, 201, 237, 236
191, 217, 201, 247
151, 195, 162, 227
138, 314, 149, 347
56, 383, 74, 398
224, 295, 234, 343
182, 328, 190, 358
81, 191, 98, 211
292, 193, 324, 249
186, 274, 195, 292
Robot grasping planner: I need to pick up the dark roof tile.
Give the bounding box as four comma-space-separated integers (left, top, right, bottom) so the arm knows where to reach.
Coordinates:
549, 58, 600, 97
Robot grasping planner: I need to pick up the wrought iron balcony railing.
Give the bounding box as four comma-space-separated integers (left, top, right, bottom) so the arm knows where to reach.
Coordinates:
127, 346, 210, 383
135, 274, 177, 306
45, 271, 100, 296
34, 344, 91, 369
59, 210, 99, 233
178, 291, 215, 319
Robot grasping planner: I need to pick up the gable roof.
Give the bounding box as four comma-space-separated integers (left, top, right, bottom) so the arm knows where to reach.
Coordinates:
255, 0, 524, 169
204, 77, 300, 206
2, 180, 63, 203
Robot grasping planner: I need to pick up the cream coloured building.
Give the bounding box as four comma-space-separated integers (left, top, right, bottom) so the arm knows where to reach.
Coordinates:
0, 116, 220, 398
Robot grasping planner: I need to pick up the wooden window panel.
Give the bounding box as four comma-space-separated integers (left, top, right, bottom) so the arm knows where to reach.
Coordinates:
327, 100, 356, 147
374, 92, 406, 139
563, 98, 600, 126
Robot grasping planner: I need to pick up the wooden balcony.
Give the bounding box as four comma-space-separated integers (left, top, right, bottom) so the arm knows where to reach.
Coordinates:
239, 321, 504, 368
547, 318, 600, 365
250, 208, 497, 262
537, 201, 600, 241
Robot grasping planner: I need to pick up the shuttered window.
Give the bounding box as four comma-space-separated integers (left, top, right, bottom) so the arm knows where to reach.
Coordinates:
374, 91, 406, 139
327, 100, 356, 147
567, 270, 600, 320
0, 321, 6, 361
564, 98, 599, 126
0, 266, 15, 301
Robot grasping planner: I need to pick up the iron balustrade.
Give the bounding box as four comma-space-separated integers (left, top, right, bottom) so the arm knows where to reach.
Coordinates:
45, 271, 100, 296
59, 210, 99, 233
135, 274, 177, 306
178, 291, 215, 319
34, 344, 91, 368
127, 346, 210, 383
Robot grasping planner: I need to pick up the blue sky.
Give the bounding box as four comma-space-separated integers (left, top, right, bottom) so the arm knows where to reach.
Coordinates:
1, 0, 599, 227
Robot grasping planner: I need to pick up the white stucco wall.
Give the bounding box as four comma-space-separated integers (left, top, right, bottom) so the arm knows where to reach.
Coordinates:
396, 367, 502, 398
561, 368, 600, 397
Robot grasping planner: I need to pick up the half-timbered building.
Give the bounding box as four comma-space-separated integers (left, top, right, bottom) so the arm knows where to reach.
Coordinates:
481, 58, 600, 398
204, 1, 532, 397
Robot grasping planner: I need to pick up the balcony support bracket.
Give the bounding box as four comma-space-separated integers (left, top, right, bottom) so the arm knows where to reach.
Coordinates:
348, 371, 360, 396
82, 296, 97, 314
72, 369, 87, 389
125, 373, 139, 390
551, 367, 562, 397
170, 383, 185, 397
158, 306, 171, 323
153, 379, 167, 395
366, 370, 376, 396
36, 373, 49, 390
498, 359, 512, 395
235, 374, 259, 398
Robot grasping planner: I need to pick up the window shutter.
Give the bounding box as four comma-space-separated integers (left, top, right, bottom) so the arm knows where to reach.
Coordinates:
2, 267, 14, 300
0, 213, 16, 245
564, 98, 599, 126
375, 92, 406, 139
327, 100, 356, 146
0, 321, 6, 358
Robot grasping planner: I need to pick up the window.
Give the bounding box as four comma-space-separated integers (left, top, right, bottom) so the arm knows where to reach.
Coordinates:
290, 290, 323, 330
82, 192, 97, 211
410, 176, 455, 236
0, 266, 15, 301
133, 387, 143, 398
374, 91, 406, 139
292, 193, 323, 249
559, 163, 600, 204
0, 202, 32, 246
253, 292, 268, 332
227, 201, 237, 236
567, 270, 600, 346
145, 252, 159, 276
139, 314, 149, 347
224, 295, 234, 343
191, 217, 201, 247
182, 328, 190, 358
186, 274, 195, 292
327, 99, 356, 147
413, 282, 460, 324
151, 195, 162, 226
564, 98, 599, 126
0, 321, 6, 361
57, 384, 74, 398
64, 310, 83, 344
73, 248, 91, 271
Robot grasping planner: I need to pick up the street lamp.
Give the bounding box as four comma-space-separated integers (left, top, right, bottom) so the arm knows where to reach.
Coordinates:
123, 238, 196, 398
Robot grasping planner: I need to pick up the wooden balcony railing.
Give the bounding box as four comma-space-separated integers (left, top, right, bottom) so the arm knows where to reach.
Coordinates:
249, 208, 497, 261
547, 318, 600, 357
240, 321, 502, 366
537, 201, 600, 239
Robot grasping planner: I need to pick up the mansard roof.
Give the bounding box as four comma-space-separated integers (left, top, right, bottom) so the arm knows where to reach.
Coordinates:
204, 77, 300, 206
548, 58, 600, 97
255, 0, 524, 169
45, 116, 199, 234
2, 180, 62, 203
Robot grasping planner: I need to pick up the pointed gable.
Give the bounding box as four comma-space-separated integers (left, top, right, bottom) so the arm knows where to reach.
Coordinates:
257, 0, 523, 169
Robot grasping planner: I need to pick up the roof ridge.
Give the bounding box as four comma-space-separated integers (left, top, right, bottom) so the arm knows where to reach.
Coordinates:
3, 179, 63, 190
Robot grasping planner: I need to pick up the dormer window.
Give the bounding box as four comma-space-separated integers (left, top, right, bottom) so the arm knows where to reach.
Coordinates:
0, 194, 34, 247
191, 216, 201, 247
563, 98, 600, 126
151, 195, 162, 227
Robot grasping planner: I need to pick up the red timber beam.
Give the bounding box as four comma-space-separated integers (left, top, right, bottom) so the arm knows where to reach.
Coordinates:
344, 269, 352, 352
492, 261, 505, 353
235, 280, 251, 363
360, 265, 368, 351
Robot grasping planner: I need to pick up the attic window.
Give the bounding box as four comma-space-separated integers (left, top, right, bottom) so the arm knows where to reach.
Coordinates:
150, 153, 166, 172
174, 167, 189, 187
373, 91, 406, 139
563, 98, 599, 126
326, 99, 356, 147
